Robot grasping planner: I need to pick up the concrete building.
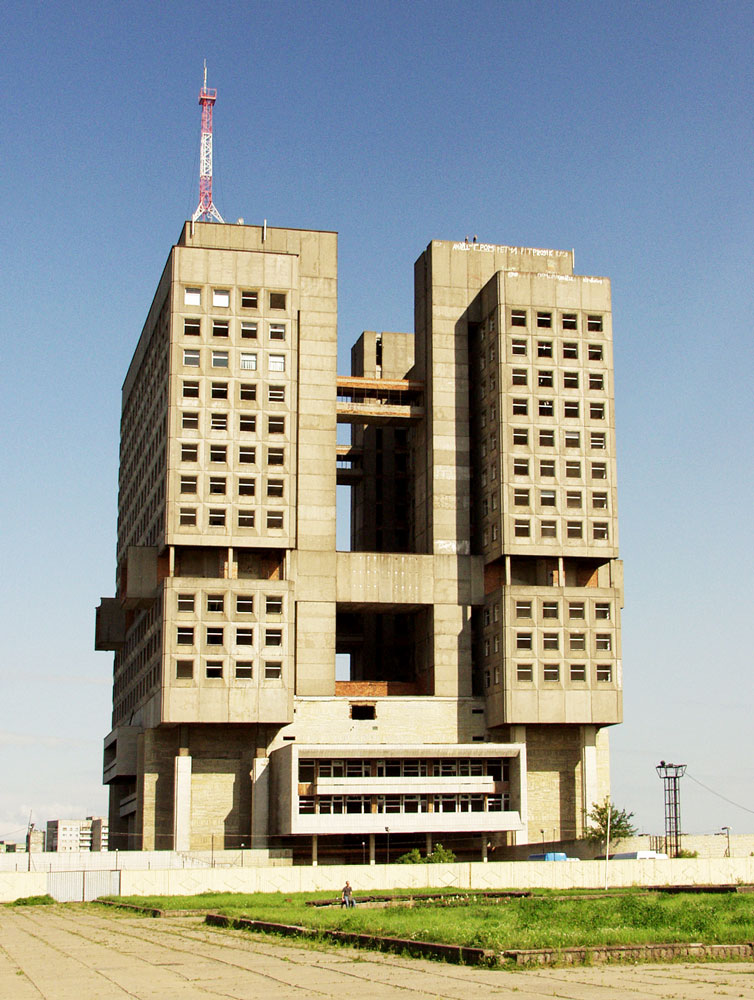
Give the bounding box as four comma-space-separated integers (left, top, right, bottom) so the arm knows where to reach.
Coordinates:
46, 817, 108, 852
96, 224, 622, 861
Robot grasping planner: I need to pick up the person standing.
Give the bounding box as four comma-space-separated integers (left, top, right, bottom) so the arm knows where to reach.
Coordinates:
341, 880, 355, 908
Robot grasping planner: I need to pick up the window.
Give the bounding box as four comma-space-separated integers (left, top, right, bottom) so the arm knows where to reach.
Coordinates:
240, 415, 256, 432
267, 479, 284, 497
593, 522, 609, 540
511, 339, 527, 356
183, 349, 200, 367
237, 595, 254, 613
208, 508, 226, 527
511, 309, 527, 327
269, 323, 286, 341
177, 593, 195, 612
539, 429, 555, 447
512, 369, 527, 385
177, 627, 194, 645
513, 458, 529, 475
515, 600, 532, 618
514, 488, 530, 506
512, 398, 528, 415
241, 290, 258, 308
209, 445, 227, 462
537, 311, 552, 328
568, 601, 585, 619
264, 661, 281, 679
238, 510, 255, 527
211, 412, 227, 430
211, 381, 228, 399
587, 314, 603, 332
538, 400, 554, 416
212, 289, 230, 307
564, 400, 580, 418
570, 664, 586, 681
239, 447, 256, 463
538, 370, 553, 387
183, 381, 199, 399
184, 287, 201, 306
590, 403, 605, 420
595, 602, 611, 620
569, 633, 586, 650
562, 313, 578, 330
540, 520, 557, 537
543, 663, 560, 681
240, 383, 257, 401
540, 460, 555, 477
596, 633, 612, 651
176, 660, 194, 679
542, 601, 559, 619
563, 431, 579, 449
514, 519, 530, 537
269, 353, 286, 372
566, 490, 582, 508
211, 350, 228, 368
566, 521, 583, 538
209, 476, 226, 495
179, 508, 196, 526
267, 510, 284, 529
236, 628, 254, 646
513, 428, 529, 445
265, 628, 283, 646
268, 385, 285, 402
238, 478, 256, 496
207, 594, 224, 612
206, 660, 223, 679
181, 444, 198, 461
267, 447, 285, 465
537, 341, 553, 358
241, 322, 258, 339
596, 664, 612, 682
591, 462, 607, 480
563, 371, 579, 389
236, 661, 253, 679
588, 344, 603, 361
540, 489, 556, 506
592, 492, 608, 510
212, 320, 229, 338
565, 461, 581, 478
240, 352, 257, 370
268, 416, 285, 434
180, 475, 197, 494
517, 663, 533, 681
206, 627, 224, 645
590, 432, 606, 449
516, 632, 533, 650
269, 292, 286, 310
266, 595, 283, 614
184, 318, 200, 337
543, 633, 559, 650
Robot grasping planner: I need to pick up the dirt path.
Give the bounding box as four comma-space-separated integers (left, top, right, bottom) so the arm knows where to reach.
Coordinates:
2, 905, 754, 999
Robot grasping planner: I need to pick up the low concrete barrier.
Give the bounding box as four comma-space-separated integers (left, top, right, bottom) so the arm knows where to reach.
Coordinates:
0, 872, 47, 903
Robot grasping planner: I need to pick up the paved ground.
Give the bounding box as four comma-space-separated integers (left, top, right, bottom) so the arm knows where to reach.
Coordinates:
2, 906, 754, 999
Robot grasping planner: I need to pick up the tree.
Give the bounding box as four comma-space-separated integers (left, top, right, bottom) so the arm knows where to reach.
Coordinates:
584, 797, 637, 852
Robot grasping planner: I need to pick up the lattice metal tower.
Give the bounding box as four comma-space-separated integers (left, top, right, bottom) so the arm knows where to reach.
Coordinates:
656, 761, 686, 857
192, 63, 224, 224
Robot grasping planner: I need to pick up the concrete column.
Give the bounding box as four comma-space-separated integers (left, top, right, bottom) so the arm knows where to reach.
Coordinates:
482, 837, 488, 862
425, 833, 432, 855
581, 725, 599, 833
250, 757, 270, 849
312, 834, 318, 866
369, 833, 375, 864
510, 729, 528, 846
173, 755, 192, 852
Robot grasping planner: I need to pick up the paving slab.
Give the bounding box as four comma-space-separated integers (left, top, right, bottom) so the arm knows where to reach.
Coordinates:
1, 905, 754, 999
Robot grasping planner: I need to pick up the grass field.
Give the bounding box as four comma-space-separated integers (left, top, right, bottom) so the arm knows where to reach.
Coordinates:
109, 889, 754, 952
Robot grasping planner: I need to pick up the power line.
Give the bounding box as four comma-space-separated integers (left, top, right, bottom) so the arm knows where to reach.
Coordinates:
686, 770, 754, 816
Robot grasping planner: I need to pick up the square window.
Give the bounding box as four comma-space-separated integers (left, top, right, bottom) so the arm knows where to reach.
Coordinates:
236, 628, 254, 645
235, 661, 253, 679
590, 403, 605, 419
563, 342, 578, 359
241, 290, 258, 309
563, 371, 579, 389
238, 509, 255, 527
239, 447, 256, 463
183, 381, 199, 399
516, 632, 533, 650
184, 287, 201, 306
592, 462, 607, 480
177, 626, 194, 645
181, 444, 198, 461
512, 398, 528, 416
566, 490, 582, 508
595, 602, 611, 620
511, 338, 527, 355
539, 429, 555, 447
206, 660, 223, 679
267, 479, 284, 497
176, 659, 194, 679
543, 663, 560, 681
206, 627, 224, 645
269, 323, 286, 341
593, 522, 609, 540
542, 601, 559, 619
267, 510, 284, 529
511, 309, 527, 327
587, 314, 603, 332
538, 370, 553, 387
179, 507, 196, 526
212, 350, 229, 368
268, 385, 285, 402
588, 344, 603, 361
589, 373, 605, 390
564, 401, 580, 418
596, 664, 612, 682
180, 475, 197, 494
570, 663, 586, 681
209, 476, 226, 494
241, 322, 258, 339
241, 352, 257, 370
540, 520, 557, 537
512, 369, 527, 386
517, 663, 533, 681
207, 594, 224, 612
562, 313, 578, 330
177, 593, 195, 612
540, 460, 555, 477
566, 461, 581, 478
569, 633, 586, 650
266, 595, 283, 614
264, 661, 282, 679
208, 508, 226, 527
267, 447, 285, 465
184, 318, 200, 337
513, 458, 529, 475
240, 383, 257, 401
212, 289, 230, 307
591, 432, 606, 449
568, 601, 585, 619
538, 400, 554, 416
513, 428, 529, 445
540, 489, 556, 507
537, 341, 553, 357
565, 431, 580, 448
238, 478, 256, 496
209, 445, 227, 462
514, 488, 530, 506
265, 628, 283, 646
236, 595, 254, 613
212, 320, 229, 338
269, 292, 286, 310
183, 349, 200, 367
268, 416, 285, 434
514, 519, 530, 537
566, 521, 583, 539
269, 353, 286, 372
240, 415, 256, 432
515, 600, 532, 618
592, 492, 608, 509
211, 382, 228, 399
211, 412, 227, 430
537, 311, 552, 328
543, 633, 559, 650
596, 633, 612, 650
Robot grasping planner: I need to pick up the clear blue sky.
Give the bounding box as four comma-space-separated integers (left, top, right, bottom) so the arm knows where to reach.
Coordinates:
2, 0, 752, 844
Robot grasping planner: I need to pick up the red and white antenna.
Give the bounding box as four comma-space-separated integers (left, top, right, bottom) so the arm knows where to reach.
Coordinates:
192, 62, 224, 224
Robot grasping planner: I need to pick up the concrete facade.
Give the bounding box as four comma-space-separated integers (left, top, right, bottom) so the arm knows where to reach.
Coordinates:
97, 226, 621, 860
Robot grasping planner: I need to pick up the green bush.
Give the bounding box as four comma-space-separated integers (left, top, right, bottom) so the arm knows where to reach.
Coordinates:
395, 844, 456, 864
10, 894, 55, 906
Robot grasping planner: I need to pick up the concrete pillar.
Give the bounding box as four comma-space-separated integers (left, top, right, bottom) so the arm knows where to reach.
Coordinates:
173, 755, 192, 851
425, 833, 432, 855
250, 757, 270, 849
369, 833, 375, 864
482, 837, 488, 862
312, 834, 318, 866
581, 725, 599, 834
510, 728, 528, 845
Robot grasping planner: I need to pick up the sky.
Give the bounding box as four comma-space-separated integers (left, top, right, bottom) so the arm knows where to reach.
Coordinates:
1, 0, 752, 846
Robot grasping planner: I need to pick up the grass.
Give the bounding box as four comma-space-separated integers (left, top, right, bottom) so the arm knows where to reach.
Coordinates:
106, 889, 754, 952
8, 895, 56, 907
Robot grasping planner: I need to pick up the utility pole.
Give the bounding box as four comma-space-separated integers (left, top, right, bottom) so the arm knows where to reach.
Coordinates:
656, 761, 686, 857
192, 61, 224, 224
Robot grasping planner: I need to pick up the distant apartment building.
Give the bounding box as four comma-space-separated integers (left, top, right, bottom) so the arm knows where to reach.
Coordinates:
46, 817, 109, 852
96, 223, 622, 861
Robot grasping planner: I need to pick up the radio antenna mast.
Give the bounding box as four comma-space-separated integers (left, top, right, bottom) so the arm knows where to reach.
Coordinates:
192, 61, 224, 224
